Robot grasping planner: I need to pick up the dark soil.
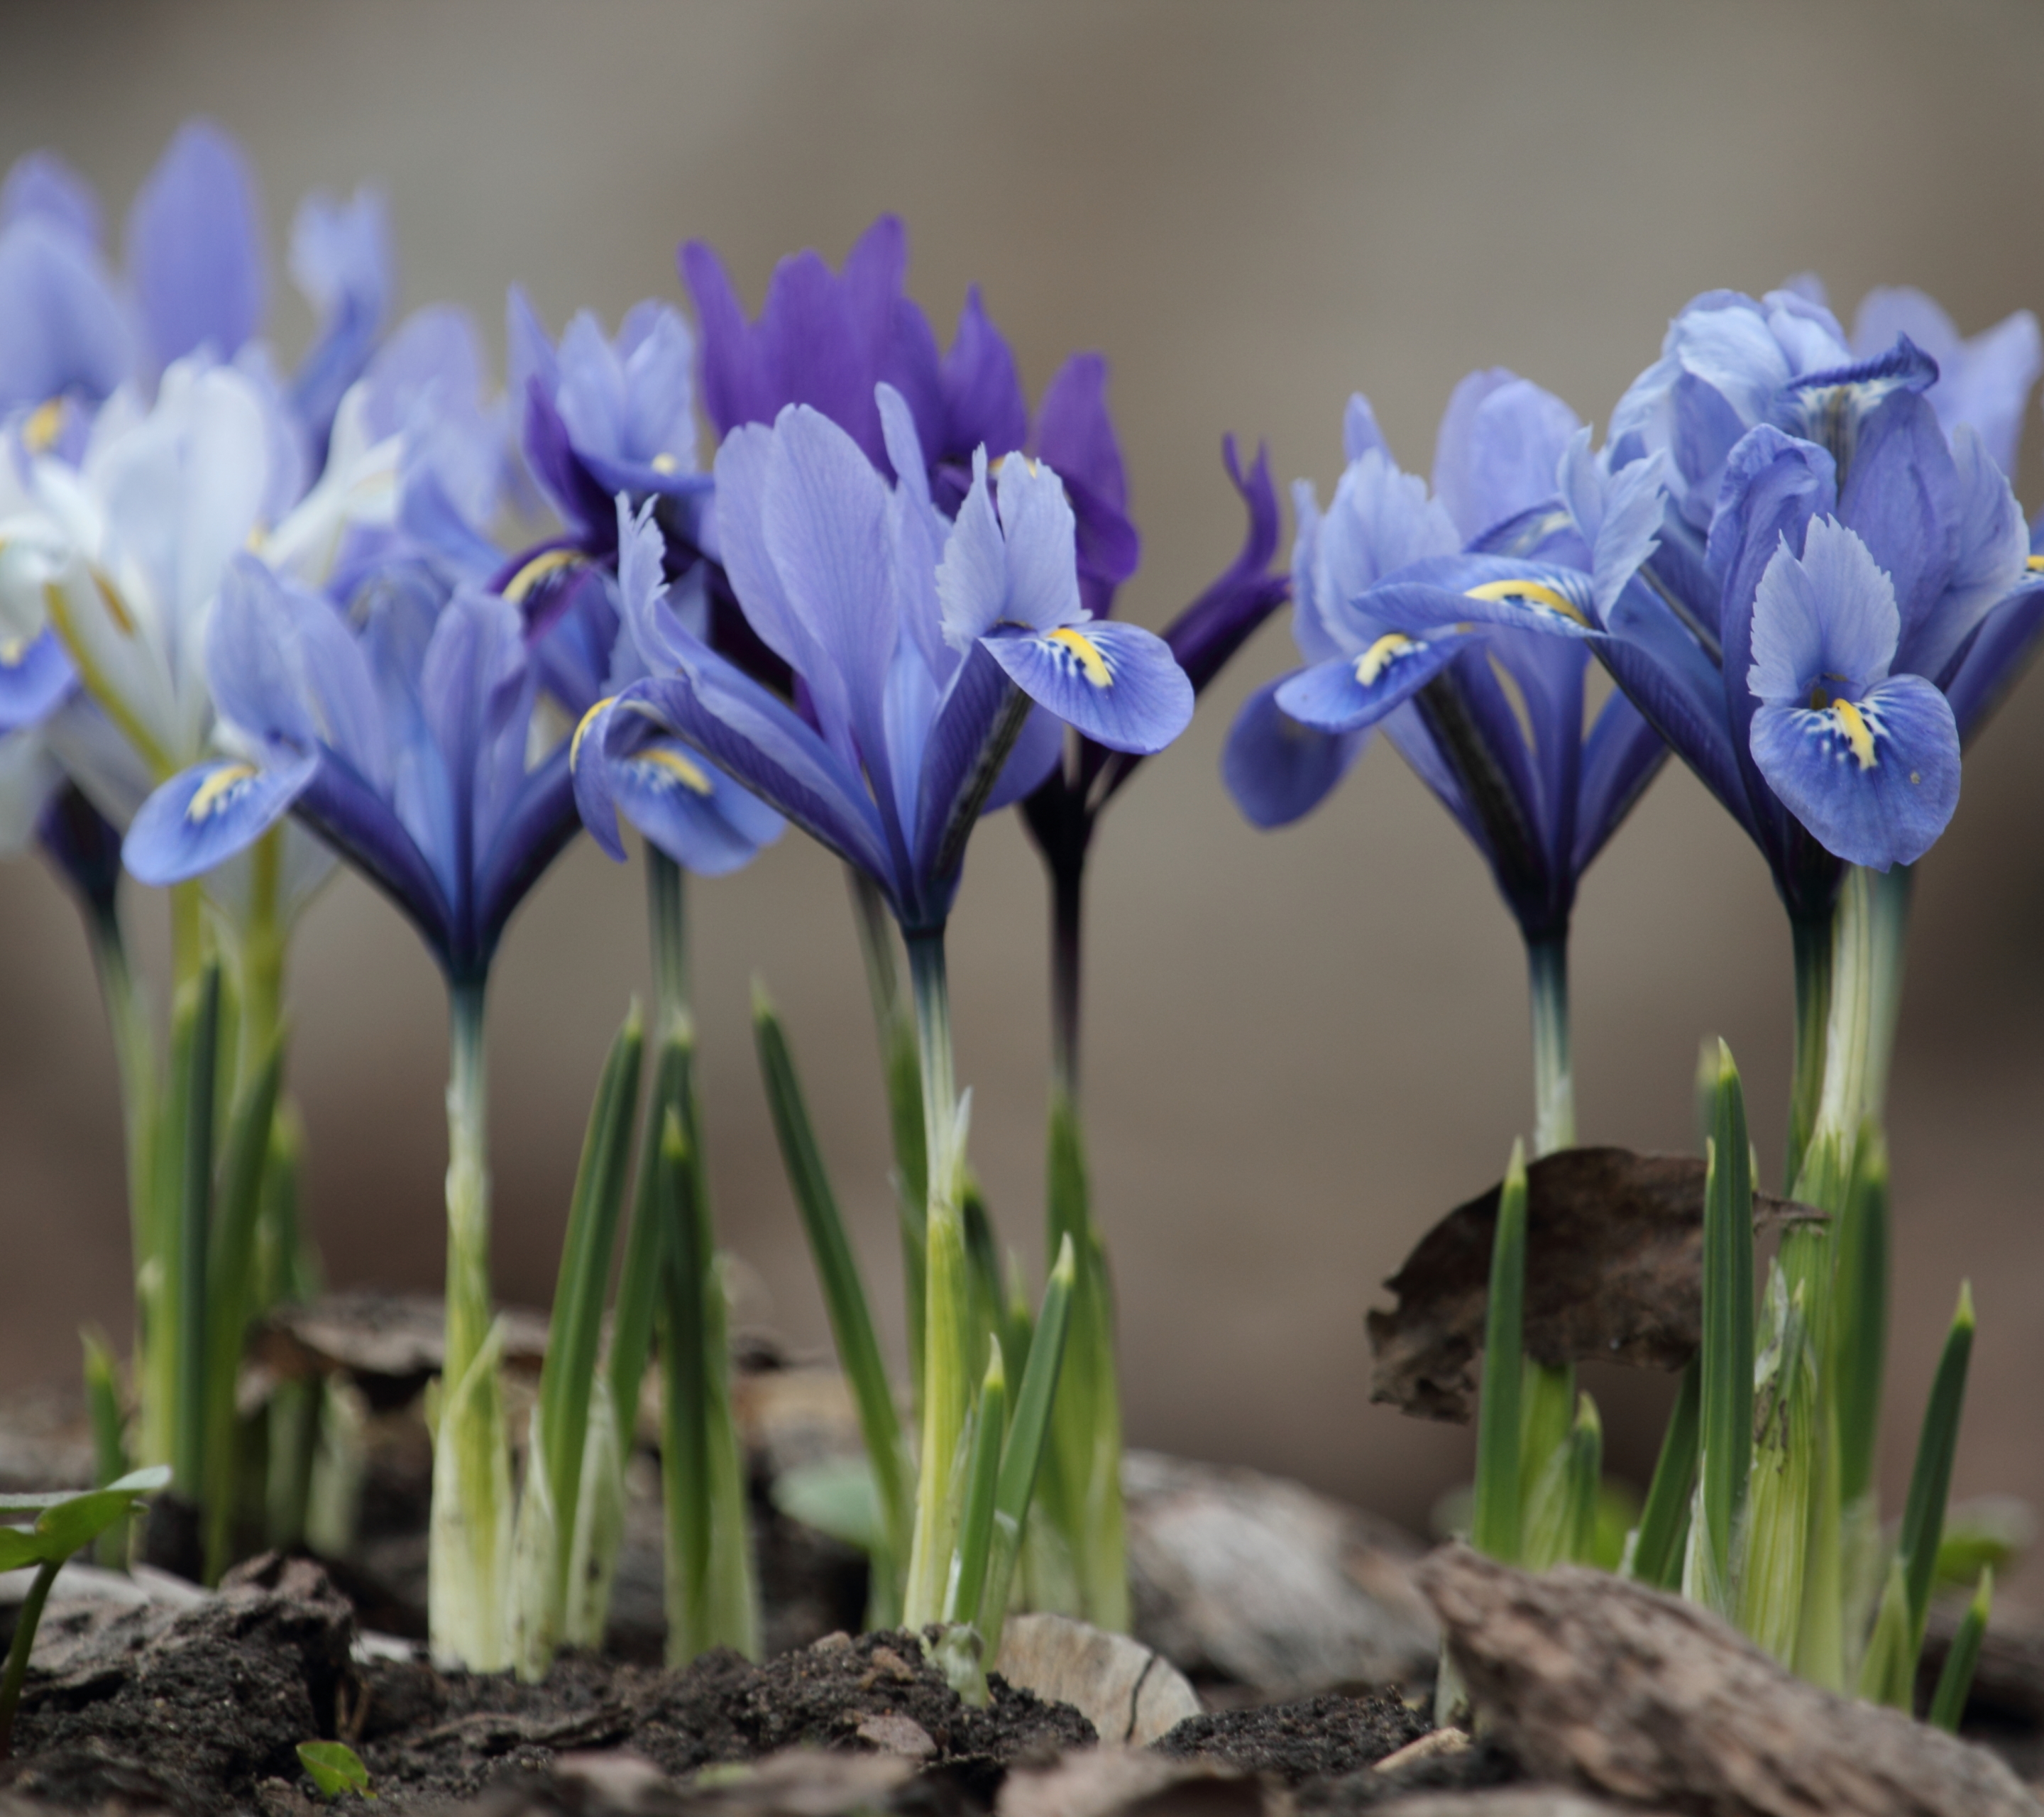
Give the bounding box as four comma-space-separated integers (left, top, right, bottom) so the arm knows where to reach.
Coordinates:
1154, 1692, 1430, 1784
352, 1630, 1096, 1811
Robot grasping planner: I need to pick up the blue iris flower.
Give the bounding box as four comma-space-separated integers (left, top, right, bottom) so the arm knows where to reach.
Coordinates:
123, 551, 585, 985
578, 390, 1192, 935
0, 122, 390, 448
508, 288, 710, 554
1224, 375, 1669, 948
1593, 327, 2037, 901
551, 500, 784, 876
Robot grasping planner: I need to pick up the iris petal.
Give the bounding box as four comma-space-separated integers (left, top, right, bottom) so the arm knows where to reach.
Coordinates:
0, 629, 72, 733
1749, 672, 1959, 869
1221, 676, 1366, 828
125, 750, 317, 886
1275, 630, 1479, 734
984, 619, 1192, 754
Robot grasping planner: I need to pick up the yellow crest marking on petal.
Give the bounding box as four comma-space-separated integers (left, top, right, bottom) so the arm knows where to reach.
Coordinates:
1831, 697, 1878, 770
2028, 554, 2044, 573
1353, 632, 1414, 687
0, 636, 23, 666
1464, 577, 1590, 627
21, 398, 62, 455
639, 747, 714, 795
504, 547, 581, 605
649, 452, 679, 475
569, 696, 616, 770
187, 763, 258, 821
1048, 625, 1112, 688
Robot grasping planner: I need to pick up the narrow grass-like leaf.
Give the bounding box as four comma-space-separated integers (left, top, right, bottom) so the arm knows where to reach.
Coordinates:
962, 1180, 1004, 1373
1699, 1042, 1753, 1617
700, 1254, 759, 1660
1628, 1361, 1698, 1588
201, 1036, 285, 1581
979, 1235, 1077, 1661
1858, 1554, 1916, 1710
654, 1109, 712, 1665
1562, 1393, 1603, 1566
168, 962, 222, 1505
945, 1339, 1007, 1627
1832, 1130, 1889, 1512
80, 1328, 126, 1566
608, 1031, 688, 1452
752, 987, 912, 1615
1929, 1566, 1992, 1733
1471, 1141, 1528, 1566
1518, 1361, 1576, 1528
1735, 1275, 1814, 1659
1899, 1281, 1974, 1657
534, 1006, 644, 1619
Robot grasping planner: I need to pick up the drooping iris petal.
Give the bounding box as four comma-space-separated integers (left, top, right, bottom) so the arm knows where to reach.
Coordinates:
600, 725, 780, 876
124, 750, 318, 885
1274, 629, 1482, 733
1749, 674, 1959, 869
983, 619, 1191, 754
1221, 676, 1366, 829
0, 630, 73, 732
628, 662, 896, 891
126, 120, 265, 370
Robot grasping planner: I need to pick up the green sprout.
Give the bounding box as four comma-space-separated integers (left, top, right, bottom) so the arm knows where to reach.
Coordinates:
0, 1466, 170, 1758
297, 1739, 373, 1800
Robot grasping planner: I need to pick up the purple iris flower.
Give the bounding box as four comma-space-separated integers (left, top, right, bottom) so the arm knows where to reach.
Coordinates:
1224, 375, 1669, 948
577, 390, 1192, 935
123, 553, 583, 985
0, 121, 391, 451
681, 216, 1141, 622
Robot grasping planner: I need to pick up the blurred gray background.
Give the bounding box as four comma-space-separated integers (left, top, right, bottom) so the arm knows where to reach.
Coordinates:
4, 0, 2043, 1586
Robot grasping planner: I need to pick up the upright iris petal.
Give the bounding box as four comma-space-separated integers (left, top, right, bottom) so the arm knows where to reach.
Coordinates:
1745, 517, 1960, 869
586, 395, 1190, 934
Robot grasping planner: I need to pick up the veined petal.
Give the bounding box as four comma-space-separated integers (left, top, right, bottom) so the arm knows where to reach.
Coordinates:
1431, 368, 1579, 544
627, 663, 896, 891
568, 694, 630, 862
1343, 393, 1389, 463
1275, 630, 1478, 733
936, 447, 1008, 649
124, 750, 317, 886
0, 628, 72, 732
1747, 517, 1899, 706
1749, 672, 1958, 869
1571, 688, 1669, 877
984, 618, 1192, 754
604, 720, 781, 877
909, 638, 1020, 902
993, 453, 1083, 632
0, 216, 136, 412
1835, 388, 1957, 637
1221, 675, 1366, 828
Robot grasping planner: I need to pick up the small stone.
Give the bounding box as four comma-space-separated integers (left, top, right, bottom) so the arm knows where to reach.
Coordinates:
862, 1643, 916, 1684
854, 1712, 938, 1759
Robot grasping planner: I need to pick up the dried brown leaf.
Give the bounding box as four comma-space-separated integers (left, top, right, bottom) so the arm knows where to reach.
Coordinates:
1366, 1148, 1819, 1423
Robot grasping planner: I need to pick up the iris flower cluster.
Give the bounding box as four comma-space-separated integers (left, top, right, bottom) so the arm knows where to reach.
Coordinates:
1231, 280, 2042, 1704
4, 109, 2040, 1724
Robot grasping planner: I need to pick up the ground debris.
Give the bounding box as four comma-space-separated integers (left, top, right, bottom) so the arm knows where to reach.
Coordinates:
1124, 1451, 1435, 1698
1368, 1148, 1818, 1424
1417, 1542, 2040, 1816
0, 1554, 358, 1816
1154, 1691, 1429, 1784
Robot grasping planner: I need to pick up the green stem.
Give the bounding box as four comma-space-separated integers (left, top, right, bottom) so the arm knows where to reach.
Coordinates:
170, 965, 221, 1505
1527, 936, 1574, 1158
1786, 911, 1833, 1196
0, 1558, 59, 1760
848, 867, 928, 1393
169, 880, 205, 994
647, 847, 688, 1040
444, 981, 492, 1398
1862, 863, 1914, 1129
903, 928, 968, 1629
